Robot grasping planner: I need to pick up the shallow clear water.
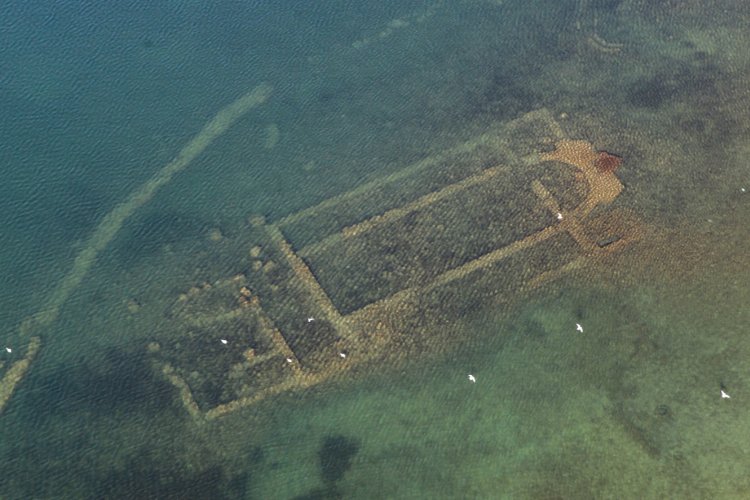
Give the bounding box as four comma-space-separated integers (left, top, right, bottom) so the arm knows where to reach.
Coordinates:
1, 1, 750, 498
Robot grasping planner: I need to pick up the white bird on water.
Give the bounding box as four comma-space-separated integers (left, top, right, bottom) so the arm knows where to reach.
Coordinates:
721, 389, 731, 399
576, 323, 583, 333
220, 339, 228, 345
4, 347, 11, 353
468, 374, 476, 383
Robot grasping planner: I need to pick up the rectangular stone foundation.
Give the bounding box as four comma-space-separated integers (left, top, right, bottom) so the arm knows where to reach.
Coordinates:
150, 108, 636, 421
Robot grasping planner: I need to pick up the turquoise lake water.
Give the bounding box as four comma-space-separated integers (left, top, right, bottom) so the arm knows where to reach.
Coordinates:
2, 1, 750, 498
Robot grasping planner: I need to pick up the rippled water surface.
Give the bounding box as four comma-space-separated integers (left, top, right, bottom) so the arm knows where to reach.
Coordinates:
1, 1, 750, 498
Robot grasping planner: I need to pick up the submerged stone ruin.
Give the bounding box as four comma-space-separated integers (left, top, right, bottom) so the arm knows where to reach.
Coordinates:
147, 108, 643, 422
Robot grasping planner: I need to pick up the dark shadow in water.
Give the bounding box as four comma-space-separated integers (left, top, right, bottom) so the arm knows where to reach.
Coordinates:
19, 346, 176, 420
626, 58, 724, 111
319, 434, 360, 485
462, 1, 577, 123
1, 347, 226, 498
2, 417, 260, 499
52, 181, 110, 239
94, 448, 249, 500
627, 74, 678, 109
478, 69, 542, 122
623, 52, 739, 204
294, 434, 361, 500
590, 0, 623, 11
19, 180, 110, 254
294, 488, 339, 500
113, 209, 208, 264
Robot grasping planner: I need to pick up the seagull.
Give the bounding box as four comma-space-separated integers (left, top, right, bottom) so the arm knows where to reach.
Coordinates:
468, 374, 476, 383
339, 352, 347, 358
4, 347, 11, 353
285, 357, 293, 363
576, 323, 583, 333
220, 339, 228, 345
721, 389, 731, 399
307, 317, 315, 323
556, 212, 563, 221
